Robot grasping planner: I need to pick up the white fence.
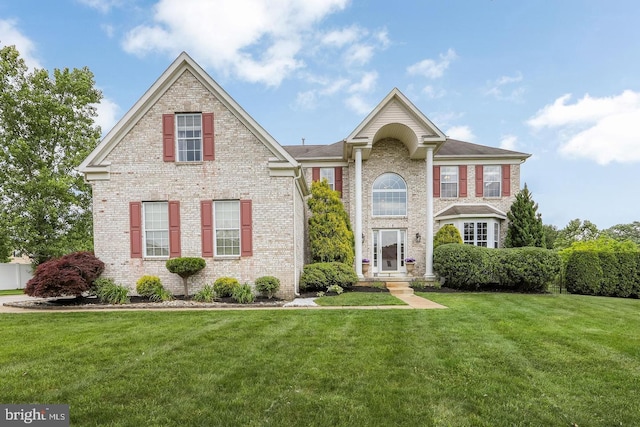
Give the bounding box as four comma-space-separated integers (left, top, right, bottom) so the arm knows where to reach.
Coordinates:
0, 263, 33, 290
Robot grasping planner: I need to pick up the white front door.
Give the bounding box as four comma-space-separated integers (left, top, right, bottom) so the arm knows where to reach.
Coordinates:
372, 229, 406, 273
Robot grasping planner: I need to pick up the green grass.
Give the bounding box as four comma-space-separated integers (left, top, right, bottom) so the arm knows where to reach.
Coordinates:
1, 293, 639, 426
0, 289, 24, 296
315, 291, 407, 306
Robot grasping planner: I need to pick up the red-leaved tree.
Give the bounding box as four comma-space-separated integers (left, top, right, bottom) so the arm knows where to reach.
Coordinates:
25, 252, 104, 298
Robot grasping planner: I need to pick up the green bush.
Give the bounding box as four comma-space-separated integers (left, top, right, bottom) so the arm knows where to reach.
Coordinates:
93, 278, 130, 304
255, 276, 280, 299
327, 284, 344, 294
434, 224, 463, 248
149, 287, 174, 302
232, 283, 255, 304
497, 247, 561, 292
213, 277, 240, 298
299, 262, 358, 291
565, 251, 602, 295
136, 275, 163, 297
193, 284, 216, 303
616, 252, 638, 297
166, 257, 206, 297
433, 244, 494, 290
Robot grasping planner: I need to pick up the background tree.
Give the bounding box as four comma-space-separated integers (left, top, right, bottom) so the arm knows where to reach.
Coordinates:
542, 224, 559, 249
603, 221, 640, 245
307, 179, 354, 265
0, 230, 11, 263
553, 219, 600, 250
0, 46, 102, 265
505, 184, 545, 247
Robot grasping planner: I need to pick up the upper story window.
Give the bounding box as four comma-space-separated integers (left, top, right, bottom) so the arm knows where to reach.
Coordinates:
143, 202, 169, 257
320, 167, 335, 190
441, 166, 458, 198
372, 173, 407, 216
176, 113, 202, 162
483, 165, 501, 198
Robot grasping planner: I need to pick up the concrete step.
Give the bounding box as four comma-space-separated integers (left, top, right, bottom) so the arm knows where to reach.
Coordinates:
385, 282, 415, 296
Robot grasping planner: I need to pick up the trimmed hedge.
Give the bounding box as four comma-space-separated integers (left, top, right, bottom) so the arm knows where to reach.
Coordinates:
565, 250, 640, 297
433, 244, 561, 292
300, 262, 358, 291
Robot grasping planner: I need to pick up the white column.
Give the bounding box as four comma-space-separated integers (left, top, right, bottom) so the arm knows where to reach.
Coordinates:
355, 148, 363, 278
425, 146, 436, 280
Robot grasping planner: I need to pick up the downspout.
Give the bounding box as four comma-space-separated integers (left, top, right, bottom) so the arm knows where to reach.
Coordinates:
293, 166, 303, 296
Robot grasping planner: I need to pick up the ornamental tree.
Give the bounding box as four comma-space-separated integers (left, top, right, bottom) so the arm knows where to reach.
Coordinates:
505, 184, 545, 248
165, 257, 206, 297
307, 179, 354, 265
0, 46, 102, 265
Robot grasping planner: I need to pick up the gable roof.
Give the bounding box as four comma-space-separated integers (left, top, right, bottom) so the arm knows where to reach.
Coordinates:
436, 139, 529, 160
78, 52, 299, 179
283, 141, 344, 160
435, 204, 507, 220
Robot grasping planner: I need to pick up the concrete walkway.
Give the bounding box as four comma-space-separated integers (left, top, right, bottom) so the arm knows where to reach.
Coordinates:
386, 282, 448, 309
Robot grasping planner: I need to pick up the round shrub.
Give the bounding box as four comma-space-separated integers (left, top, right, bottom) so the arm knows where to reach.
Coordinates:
232, 283, 255, 304
165, 257, 206, 278
25, 251, 105, 298
299, 262, 358, 291
434, 224, 463, 248
255, 276, 280, 299
565, 251, 602, 295
136, 275, 163, 297
433, 244, 492, 290
213, 277, 240, 297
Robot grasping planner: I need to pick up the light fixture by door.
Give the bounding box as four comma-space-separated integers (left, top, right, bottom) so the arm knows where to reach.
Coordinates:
415, 232, 421, 243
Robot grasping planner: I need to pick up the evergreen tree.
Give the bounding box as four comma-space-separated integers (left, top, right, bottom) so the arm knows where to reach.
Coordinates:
505, 184, 545, 248
0, 46, 102, 264
434, 224, 462, 248
307, 179, 354, 265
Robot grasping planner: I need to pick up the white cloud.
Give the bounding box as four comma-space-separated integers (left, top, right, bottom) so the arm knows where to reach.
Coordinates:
500, 134, 517, 150
422, 85, 445, 99
345, 95, 371, 115
0, 19, 41, 69
344, 43, 374, 67
446, 125, 475, 142
122, 0, 349, 87
528, 90, 640, 164
101, 24, 115, 38
407, 49, 457, 79
321, 25, 365, 47
348, 71, 377, 94
77, 0, 124, 13
484, 72, 525, 101
93, 96, 120, 135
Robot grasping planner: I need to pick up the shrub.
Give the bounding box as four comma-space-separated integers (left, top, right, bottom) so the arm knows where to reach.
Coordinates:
255, 276, 280, 299
93, 278, 130, 304
166, 257, 206, 297
327, 284, 344, 294
299, 262, 358, 291
434, 224, 462, 248
149, 287, 173, 302
410, 279, 428, 290
497, 247, 561, 292
193, 284, 216, 303
565, 251, 602, 295
136, 275, 163, 297
232, 283, 255, 304
433, 244, 493, 290
25, 251, 104, 298
213, 277, 240, 298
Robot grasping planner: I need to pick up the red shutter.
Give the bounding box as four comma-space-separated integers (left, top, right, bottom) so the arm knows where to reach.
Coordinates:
433, 166, 440, 197
240, 200, 253, 257
168, 201, 181, 258
312, 167, 320, 182
475, 165, 484, 197
129, 202, 142, 258
502, 164, 511, 197
202, 112, 215, 161
162, 114, 175, 162
459, 165, 467, 197
201, 200, 213, 257
335, 167, 343, 197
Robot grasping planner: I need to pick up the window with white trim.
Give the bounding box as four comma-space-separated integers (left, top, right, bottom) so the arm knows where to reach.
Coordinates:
214, 201, 240, 256
143, 202, 169, 257
483, 165, 501, 197
493, 223, 500, 248
441, 166, 458, 198
320, 167, 335, 190
372, 173, 407, 216
177, 113, 202, 162
462, 221, 496, 247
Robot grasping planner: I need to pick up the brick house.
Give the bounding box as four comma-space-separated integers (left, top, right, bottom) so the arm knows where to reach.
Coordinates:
79, 52, 530, 298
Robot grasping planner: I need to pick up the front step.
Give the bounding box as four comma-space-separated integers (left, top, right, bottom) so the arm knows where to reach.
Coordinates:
385, 281, 414, 296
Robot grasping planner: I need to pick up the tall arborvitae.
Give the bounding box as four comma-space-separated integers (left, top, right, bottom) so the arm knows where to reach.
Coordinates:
505, 184, 545, 248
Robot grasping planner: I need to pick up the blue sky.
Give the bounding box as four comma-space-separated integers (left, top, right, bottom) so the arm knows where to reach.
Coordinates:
1, 0, 639, 229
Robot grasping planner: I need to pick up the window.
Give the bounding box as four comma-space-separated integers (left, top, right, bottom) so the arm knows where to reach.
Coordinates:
214, 201, 240, 256
493, 223, 500, 249
320, 167, 335, 190
143, 202, 169, 257
441, 166, 458, 198
462, 222, 490, 248
483, 165, 501, 197
372, 173, 407, 216
177, 113, 202, 162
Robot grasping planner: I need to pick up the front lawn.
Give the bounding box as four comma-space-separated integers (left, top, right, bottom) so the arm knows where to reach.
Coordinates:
315, 291, 406, 306
0, 289, 25, 296
1, 293, 639, 426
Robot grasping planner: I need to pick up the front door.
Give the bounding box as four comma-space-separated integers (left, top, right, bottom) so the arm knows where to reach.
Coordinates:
373, 230, 406, 273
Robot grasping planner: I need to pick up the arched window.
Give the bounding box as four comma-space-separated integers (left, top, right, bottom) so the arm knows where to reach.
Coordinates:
372, 173, 407, 216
